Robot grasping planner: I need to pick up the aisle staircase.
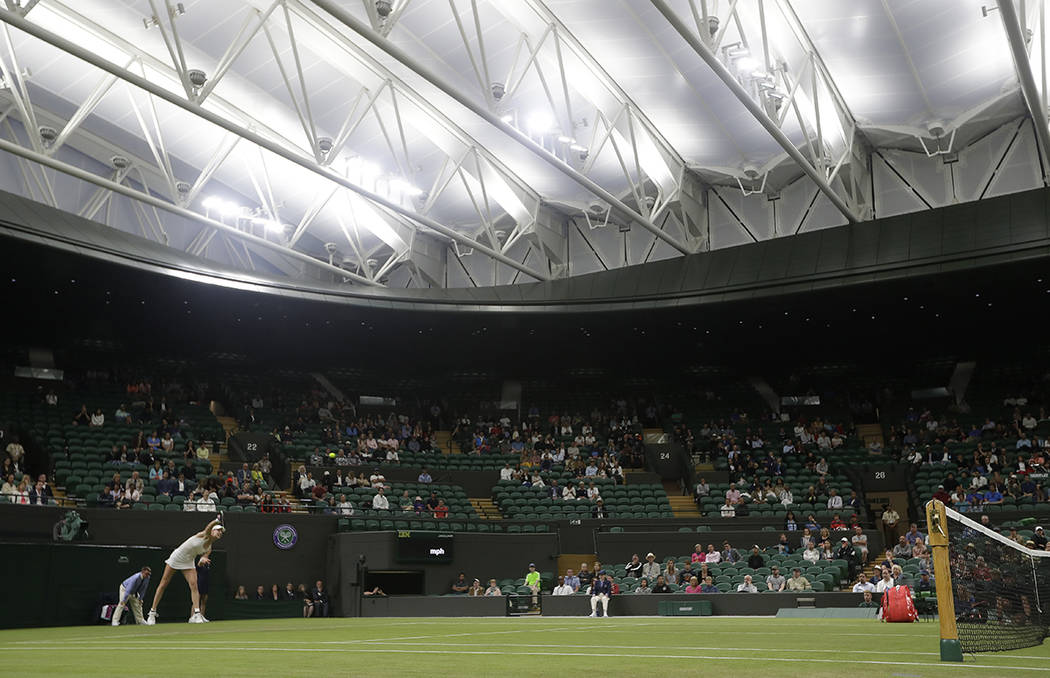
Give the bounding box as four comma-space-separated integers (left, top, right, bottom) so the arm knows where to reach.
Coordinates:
470, 497, 502, 520
433, 430, 454, 454
856, 423, 884, 450
667, 494, 701, 518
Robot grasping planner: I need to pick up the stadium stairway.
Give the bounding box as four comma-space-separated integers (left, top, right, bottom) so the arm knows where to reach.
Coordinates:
856, 423, 884, 449
216, 415, 239, 440
667, 494, 700, 518
432, 430, 453, 454
470, 498, 502, 519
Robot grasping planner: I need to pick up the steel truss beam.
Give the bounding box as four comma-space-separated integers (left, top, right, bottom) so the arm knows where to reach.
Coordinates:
0, 6, 550, 283
999, 0, 1050, 182
649, 0, 859, 224
0, 135, 379, 285
307, 0, 693, 255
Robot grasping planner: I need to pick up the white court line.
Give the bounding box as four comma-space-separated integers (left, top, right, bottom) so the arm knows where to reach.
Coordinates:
6, 645, 1050, 671
31, 638, 1050, 662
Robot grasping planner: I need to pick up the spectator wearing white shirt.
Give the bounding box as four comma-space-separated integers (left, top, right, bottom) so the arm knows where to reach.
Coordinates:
499, 464, 514, 481
826, 489, 843, 509
90, 408, 105, 427
852, 573, 876, 593
552, 577, 574, 596
372, 487, 389, 510
736, 575, 758, 593
875, 569, 896, 593
336, 494, 354, 516
1021, 414, 1037, 430
704, 544, 721, 564
802, 542, 821, 564
720, 502, 736, 517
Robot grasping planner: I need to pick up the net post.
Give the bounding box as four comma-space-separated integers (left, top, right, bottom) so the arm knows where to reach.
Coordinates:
926, 499, 963, 662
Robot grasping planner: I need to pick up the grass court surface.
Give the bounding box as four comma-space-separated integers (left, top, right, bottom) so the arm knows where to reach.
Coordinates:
2, 616, 1048, 677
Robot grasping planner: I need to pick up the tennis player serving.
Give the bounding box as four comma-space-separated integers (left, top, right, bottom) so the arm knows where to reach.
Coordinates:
146, 514, 225, 624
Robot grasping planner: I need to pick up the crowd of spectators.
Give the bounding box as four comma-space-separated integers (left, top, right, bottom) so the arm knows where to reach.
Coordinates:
897, 402, 1050, 511
674, 412, 855, 466
232, 579, 341, 616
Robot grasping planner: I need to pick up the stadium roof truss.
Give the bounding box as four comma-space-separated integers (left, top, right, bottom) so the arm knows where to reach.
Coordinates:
0, 0, 1044, 293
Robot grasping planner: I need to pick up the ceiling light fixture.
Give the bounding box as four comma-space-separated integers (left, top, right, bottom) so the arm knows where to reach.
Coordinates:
526, 111, 555, 135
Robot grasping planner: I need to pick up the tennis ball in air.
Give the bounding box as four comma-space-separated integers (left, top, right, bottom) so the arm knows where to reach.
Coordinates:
329, 452, 336, 459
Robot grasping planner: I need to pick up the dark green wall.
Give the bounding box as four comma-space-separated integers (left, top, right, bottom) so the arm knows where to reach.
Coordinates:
0, 542, 225, 628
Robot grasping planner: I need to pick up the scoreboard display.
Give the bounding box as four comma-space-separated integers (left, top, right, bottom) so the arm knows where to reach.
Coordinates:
395, 531, 454, 563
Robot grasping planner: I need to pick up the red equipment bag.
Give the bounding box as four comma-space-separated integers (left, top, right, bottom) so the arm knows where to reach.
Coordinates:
880, 585, 917, 623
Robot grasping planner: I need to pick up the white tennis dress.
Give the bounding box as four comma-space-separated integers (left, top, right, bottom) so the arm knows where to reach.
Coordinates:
165, 534, 208, 570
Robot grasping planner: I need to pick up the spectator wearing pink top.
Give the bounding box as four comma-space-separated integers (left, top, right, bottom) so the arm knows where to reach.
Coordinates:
684, 576, 701, 593
691, 543, 706, 563
725, 483, 742, 505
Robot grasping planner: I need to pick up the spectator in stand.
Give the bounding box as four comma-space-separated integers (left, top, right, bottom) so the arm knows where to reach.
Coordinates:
736, 575, 758, 593
720, 500, 735, 517
651, 574, 671, 593
484, 579, 502, 596
591, 498, 608, 519
72, 405, 91, 426
634, 578, 652, 594
700, 576, 719, 593
625, 554, 643, 579
721, 542, 741, 564
641, 553, 661, 581
892, 536, 912, 559
876, 568, 895, 593
664, 559, 680, 585
234, 586, 248, 600
691, 543, 706, 563
553, 576, 574, 596
563, 568, 580, 593
826, 489, 843, 509
372, 487, 389, 510
1, 474, 18, 503
787, 568, 811, 591
5, 435, 25, 469
432, 499, 449, 519
26, 474, 52, 505
309, 580, 329, 617
90, 408, 105, 427
1034, 526, 1047, 549
467, 579, 484, 596
747, 545, 764, 569
858, 591, 879, 609
766, 566, 786, 592
449, 575, 470, 596
418, 469, 432, 484
11, 477, 30, 505
802, 541, 821, 564
704, 544, 721, 564
694, 477, 710, 504
684, 576, 701, 593
852, 573, 876, 593
777, 533, 792, 554
851, 525, 869, 564
336, 494, 354, 516
577, 562, 593, 590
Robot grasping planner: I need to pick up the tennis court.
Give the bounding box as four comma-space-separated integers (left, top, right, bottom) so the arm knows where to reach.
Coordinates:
3, 616, 1048, 677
